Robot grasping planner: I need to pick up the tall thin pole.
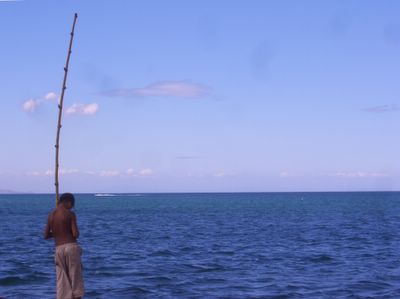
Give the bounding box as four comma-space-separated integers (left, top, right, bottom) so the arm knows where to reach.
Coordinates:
55, 13, 78, 206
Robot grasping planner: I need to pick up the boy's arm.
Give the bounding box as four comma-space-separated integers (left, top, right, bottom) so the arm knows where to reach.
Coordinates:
44, 213, 53, 239
71, 212, 80, 239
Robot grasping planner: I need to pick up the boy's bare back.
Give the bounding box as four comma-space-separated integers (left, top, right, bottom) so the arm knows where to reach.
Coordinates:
44, 205, 79, 246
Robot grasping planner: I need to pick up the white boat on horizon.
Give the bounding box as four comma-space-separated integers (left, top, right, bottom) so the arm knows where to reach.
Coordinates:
94, 193, 117, 197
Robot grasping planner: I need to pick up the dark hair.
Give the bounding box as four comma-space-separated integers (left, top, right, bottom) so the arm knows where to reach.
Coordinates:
59, 193, 75, 206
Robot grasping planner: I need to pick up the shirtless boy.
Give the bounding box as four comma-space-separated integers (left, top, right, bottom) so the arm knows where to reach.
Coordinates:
44, 193, 84, 299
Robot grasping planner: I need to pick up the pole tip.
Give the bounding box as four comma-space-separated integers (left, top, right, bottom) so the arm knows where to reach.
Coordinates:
75, 13, 78, 18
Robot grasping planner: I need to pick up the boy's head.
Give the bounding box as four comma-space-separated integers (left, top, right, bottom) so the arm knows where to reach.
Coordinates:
59, 192, 75, 209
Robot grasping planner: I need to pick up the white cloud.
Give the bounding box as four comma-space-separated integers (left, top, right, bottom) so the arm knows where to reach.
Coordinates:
66, 103, 99, 115
126, 168, 135, 176
279, 171, 290, 177
26, 168, 155, 178
124, 168, 154, 177
99, 170, 120, 177
279, 171, 388, 178
29, 169, 79, 176
59, 169, 79, 175
22, 98, 39, 112
22, 92, 98, 117
213, 172, 236, 178
103, 81, 208, 98
45, 92, 58, 101
139, 168, 153, 176
26, 171, 41, 176
333, 172, 388, 178
22, 91, 58, 113
363, 104, 400, 113
214, 172, 226, 177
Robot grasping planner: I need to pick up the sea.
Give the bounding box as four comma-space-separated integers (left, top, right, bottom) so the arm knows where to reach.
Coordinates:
1, 192, 400, 298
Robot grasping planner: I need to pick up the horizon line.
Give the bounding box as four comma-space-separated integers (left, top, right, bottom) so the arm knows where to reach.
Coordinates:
1, 190, 399, 195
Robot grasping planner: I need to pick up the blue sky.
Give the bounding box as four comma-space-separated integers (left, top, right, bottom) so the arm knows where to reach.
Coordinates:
1, 0, 400, 193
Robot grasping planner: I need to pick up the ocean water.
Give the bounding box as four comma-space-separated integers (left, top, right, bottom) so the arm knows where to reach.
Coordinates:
1, 192, 400, 298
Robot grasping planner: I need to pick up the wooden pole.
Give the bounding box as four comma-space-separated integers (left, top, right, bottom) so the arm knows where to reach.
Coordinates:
55, 13, 78, 206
